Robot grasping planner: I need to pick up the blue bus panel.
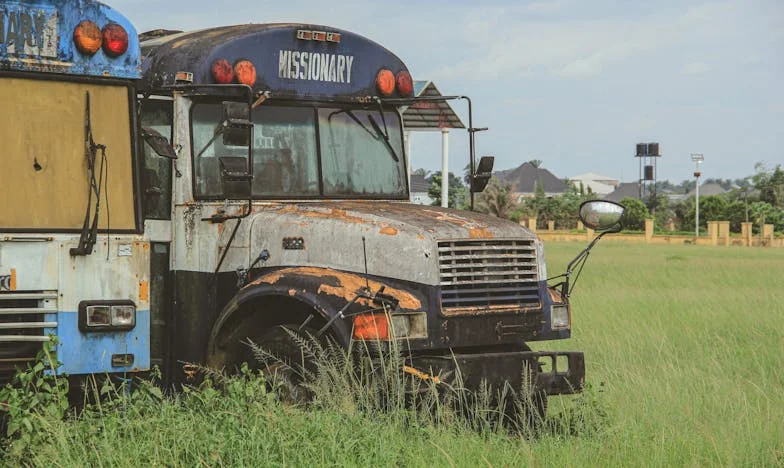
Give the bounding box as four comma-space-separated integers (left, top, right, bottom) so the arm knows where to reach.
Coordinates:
0, 0, 140, 79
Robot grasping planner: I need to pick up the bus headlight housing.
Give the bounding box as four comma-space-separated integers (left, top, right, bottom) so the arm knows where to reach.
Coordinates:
79, 301, 136, 332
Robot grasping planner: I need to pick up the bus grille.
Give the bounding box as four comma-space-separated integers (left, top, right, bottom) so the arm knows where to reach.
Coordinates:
0, 292, 58, 376
438, 239, 540, 315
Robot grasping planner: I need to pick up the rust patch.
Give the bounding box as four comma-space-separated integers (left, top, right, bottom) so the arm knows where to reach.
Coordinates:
139, 280, 149, 303
252, 267, 422, 310
288, 289, 297, 296
276, 205, 369, 225
379, 226, 398, 236
417, 234, 426, 240
469, 227, 494, 239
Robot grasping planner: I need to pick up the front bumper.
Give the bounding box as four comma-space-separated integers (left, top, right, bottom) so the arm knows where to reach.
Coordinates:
409, 350, 585, 395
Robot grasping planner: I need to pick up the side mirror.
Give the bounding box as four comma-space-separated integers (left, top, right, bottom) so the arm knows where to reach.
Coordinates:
471, 155, 494, 193
141, 127, 177, 159
221, 101, 252, 147
219, 156, 252, 199
578, 200, 625, 231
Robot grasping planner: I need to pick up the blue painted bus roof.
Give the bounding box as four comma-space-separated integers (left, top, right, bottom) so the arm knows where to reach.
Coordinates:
0, 0, 140, 79
140, 23, 411, 100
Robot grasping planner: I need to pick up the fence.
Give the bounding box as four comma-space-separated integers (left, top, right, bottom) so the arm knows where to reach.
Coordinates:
523, 218, 782, 247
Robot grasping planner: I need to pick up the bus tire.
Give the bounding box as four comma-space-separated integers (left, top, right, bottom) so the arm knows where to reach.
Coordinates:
251, 324, 316, 404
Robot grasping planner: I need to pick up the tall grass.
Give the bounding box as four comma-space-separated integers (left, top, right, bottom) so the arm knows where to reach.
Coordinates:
2, 242, 782, 466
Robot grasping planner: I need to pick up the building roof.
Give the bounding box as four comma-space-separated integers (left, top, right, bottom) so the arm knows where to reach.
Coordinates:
495, 162, 569, 194
402, 81, 465, 130
687, 183, 727, 197
569, 171, 619, 185
604, 182, 641, 202
580, 180, 616, 196
410, 174, 430, 193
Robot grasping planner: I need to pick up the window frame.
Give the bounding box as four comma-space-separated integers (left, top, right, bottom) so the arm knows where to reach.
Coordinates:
0, 70, 142, 234
138, 97, 174, 220
188, 99, 410, 201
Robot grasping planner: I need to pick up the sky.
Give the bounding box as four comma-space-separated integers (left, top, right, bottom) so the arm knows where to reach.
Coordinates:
112, 0, 783, 183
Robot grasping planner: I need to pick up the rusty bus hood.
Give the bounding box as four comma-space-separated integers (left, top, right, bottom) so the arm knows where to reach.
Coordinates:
244, 201, 537, 287
261, 201, 534, 240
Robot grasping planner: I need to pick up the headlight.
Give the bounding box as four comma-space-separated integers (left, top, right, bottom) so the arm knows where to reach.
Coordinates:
79, 301, 137, 332
551, 305, 570, 330
352, 312, 427, 341
86, 305, 111, 327
111, 305, 136, 328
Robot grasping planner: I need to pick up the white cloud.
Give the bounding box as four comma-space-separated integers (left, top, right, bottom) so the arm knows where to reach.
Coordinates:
427, 0, 752, 82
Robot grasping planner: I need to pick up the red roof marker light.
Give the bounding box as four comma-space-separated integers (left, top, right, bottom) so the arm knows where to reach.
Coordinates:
396, 71, 413, 97
211, 59, 234, 84
101, 23, 129, 57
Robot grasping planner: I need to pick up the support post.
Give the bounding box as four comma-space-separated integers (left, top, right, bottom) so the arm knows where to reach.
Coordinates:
645, 218, 654, 243
763, 224, 774, 245
441, 128, 449, 208
741, 222, 752, 247
404, 130, 411, 197
708, 221, 718, 246
718, 221, 730, 246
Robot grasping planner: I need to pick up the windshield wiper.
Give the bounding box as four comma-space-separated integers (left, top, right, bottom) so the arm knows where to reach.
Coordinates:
367, 113, 399, 162
327, 108, 377, 139
71, 91, 109, 257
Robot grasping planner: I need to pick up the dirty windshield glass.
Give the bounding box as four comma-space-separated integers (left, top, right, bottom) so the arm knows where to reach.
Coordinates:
318, 108, 406, 197
191, 104, 406, 198
192, 104, 319, 198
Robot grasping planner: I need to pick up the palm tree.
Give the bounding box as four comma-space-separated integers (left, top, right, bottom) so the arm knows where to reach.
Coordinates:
476, 177, 516, 218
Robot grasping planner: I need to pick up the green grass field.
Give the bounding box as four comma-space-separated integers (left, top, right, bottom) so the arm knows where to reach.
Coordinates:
4, 242, 783, 466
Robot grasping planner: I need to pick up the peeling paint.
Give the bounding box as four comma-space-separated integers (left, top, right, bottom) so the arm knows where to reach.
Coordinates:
253, 267, 422, 310
469, 227, 494, 239
139, 280, 149, 302
379, 226, 398, 236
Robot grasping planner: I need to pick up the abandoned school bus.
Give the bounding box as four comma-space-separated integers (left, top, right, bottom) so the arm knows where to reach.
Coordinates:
1, 0, 626, 414
0, 0, 147, 378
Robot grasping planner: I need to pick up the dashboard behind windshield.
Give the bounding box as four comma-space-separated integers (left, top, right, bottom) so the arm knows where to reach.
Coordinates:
191, 104, 407, 199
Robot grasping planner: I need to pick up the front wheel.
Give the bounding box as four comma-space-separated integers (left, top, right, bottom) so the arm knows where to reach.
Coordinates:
249, 324, 316, 404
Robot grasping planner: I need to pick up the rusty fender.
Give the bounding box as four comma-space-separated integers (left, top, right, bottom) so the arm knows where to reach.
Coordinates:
207, 266, 424, 353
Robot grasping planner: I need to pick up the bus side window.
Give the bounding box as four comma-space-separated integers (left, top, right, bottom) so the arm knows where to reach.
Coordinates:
140, 100, 173, 220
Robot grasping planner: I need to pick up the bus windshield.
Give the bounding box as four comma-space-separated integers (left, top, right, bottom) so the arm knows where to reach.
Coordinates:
191, 104, 407, 199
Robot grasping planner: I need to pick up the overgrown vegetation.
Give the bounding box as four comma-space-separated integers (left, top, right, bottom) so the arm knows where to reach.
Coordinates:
2, 244, 782, 466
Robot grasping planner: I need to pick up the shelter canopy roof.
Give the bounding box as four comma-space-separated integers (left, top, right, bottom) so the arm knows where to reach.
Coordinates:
402, 81, 465, 130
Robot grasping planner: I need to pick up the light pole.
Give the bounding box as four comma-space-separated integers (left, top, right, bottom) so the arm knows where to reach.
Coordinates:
691, 153, 704, 237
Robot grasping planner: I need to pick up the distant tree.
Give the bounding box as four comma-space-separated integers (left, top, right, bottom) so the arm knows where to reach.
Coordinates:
754, 164, 784, 208
528, 159, 543, 168
699, 195, 729, 226
412, 168, 430, 177
672, 198, 695, 231
427, 171, 466, 208
749, 201, 774, 229
475, 177, 516, 219
725, 201, 747, 232
619, 197, 649, 230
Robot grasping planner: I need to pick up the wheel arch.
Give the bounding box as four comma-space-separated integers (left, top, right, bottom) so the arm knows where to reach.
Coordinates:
206, 275, 352, 369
